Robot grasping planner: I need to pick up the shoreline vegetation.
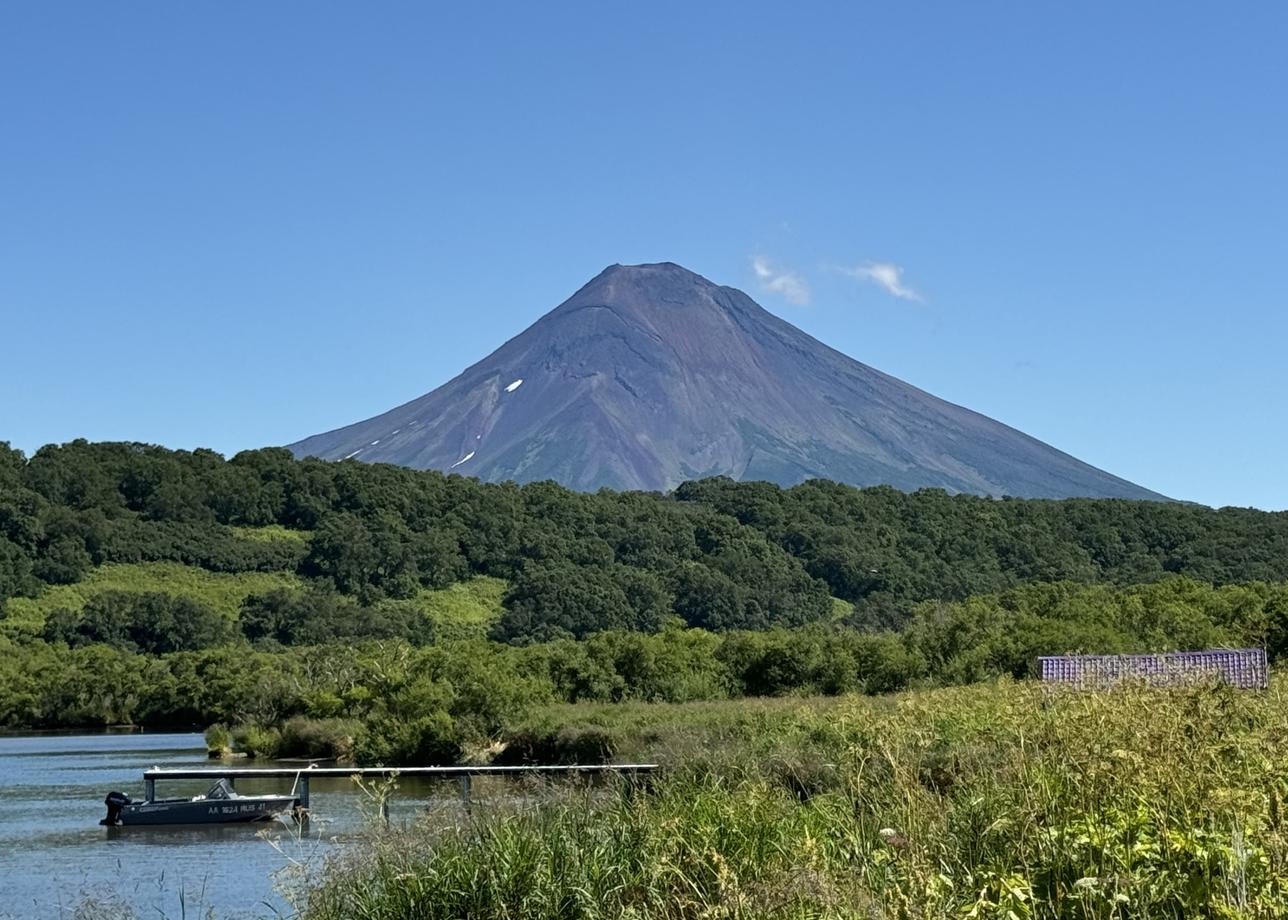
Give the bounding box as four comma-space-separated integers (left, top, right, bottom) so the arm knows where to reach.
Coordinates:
295, 677, 1288, 919
4, 572, 1286, 765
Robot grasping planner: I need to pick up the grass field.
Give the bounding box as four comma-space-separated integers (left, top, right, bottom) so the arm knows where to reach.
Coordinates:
302, 676, 1288, 919
377, 576, 508, 641
0, 562, 303, 634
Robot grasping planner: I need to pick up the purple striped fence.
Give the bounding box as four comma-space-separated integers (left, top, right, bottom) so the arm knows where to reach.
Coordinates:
1038, 648, 1268, 690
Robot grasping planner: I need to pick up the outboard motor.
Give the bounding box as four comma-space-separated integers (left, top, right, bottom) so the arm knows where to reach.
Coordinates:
101, 791, 131, 826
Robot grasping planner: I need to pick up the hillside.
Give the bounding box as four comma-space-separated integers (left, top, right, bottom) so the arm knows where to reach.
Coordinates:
2, 442, 1283, 644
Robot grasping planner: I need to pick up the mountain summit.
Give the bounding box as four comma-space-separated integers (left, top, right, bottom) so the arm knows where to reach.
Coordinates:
288, 262, 1164, 499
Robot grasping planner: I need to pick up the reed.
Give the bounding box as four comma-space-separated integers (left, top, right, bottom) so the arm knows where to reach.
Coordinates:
302, 677, 1288, 919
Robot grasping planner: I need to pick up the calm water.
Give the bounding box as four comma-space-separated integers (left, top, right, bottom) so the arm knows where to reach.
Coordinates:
0, 733, 469, 919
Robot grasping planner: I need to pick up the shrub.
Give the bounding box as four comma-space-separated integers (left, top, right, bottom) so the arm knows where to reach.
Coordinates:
204, 723, 231, 756
230, 723, 281, 758
354, 711, 460, 765
277, 716, 361, 761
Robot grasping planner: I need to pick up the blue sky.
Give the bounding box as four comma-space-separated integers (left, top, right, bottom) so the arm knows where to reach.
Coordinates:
2, 3, 1284, 509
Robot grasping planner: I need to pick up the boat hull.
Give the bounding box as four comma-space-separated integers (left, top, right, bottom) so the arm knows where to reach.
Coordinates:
118, 795, 298, 826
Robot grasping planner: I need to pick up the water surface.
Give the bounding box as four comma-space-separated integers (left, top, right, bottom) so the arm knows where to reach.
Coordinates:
0, 733, 466, 919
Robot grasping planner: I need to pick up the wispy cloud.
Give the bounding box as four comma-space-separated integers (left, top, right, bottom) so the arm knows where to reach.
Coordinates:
752, 256, 811, 305
843, 261, 923, 302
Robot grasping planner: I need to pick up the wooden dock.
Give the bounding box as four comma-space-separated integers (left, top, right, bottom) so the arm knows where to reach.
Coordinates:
143, 763, 659, 811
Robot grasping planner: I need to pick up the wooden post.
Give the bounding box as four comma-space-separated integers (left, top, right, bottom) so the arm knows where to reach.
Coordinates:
144, 777, 155, 802
298, 774, 310, 810
459, 774, 472, 813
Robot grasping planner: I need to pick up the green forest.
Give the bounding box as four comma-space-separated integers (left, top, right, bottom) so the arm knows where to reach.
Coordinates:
2, 439, 1286, 762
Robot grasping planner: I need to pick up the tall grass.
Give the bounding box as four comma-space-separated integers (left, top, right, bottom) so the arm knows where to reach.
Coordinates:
303, 678, 1288, 919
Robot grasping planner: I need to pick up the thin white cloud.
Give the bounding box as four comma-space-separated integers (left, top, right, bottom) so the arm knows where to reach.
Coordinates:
843, 261, 923, 302
751, 256, 811, 305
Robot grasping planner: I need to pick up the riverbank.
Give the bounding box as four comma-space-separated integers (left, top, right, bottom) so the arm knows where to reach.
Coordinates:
299, 677, 1288, 919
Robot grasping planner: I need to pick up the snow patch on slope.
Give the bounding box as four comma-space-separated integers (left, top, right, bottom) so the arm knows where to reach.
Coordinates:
505, 378, 524, 392
449, 451, 476, 469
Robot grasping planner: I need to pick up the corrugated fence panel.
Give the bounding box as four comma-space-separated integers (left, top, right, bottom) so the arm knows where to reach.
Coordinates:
1038, 648, 1267, 689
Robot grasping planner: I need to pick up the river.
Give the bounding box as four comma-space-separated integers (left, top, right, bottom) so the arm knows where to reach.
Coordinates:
0, 732, 464, 919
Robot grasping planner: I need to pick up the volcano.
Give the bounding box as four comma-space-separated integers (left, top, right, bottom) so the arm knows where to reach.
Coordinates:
288, 262, 1165, 499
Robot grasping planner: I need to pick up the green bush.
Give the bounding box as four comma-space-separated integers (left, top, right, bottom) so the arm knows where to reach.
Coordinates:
277, 716, 360, 761
204, 723, 231, 756
354, 711, 460, 765
230, 723, 281, 758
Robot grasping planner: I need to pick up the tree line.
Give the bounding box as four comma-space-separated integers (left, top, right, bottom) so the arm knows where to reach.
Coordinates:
5, 578, 1288, 761
3, 440, 1287, 644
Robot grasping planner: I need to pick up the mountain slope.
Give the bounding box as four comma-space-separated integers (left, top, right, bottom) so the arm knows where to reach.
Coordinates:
288, 262, 1165, 499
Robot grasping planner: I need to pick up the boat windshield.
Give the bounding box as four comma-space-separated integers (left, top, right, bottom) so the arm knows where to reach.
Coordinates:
205, 779, 238, 800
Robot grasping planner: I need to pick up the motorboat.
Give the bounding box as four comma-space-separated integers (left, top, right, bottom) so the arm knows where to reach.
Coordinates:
101, 778, 298, 826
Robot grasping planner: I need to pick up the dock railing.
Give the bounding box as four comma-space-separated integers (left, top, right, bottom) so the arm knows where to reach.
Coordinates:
142, 763, 659, 812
